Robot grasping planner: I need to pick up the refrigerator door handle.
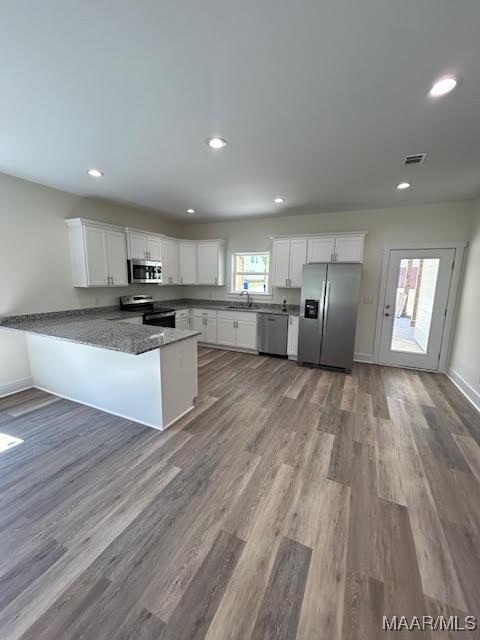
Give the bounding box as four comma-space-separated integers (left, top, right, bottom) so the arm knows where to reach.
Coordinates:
323, 281, 331, 334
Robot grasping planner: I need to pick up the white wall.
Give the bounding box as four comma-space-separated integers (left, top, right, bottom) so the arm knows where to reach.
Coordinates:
449, 199, 480, 409
181, 202, 474, 359
0, 172, 183, 392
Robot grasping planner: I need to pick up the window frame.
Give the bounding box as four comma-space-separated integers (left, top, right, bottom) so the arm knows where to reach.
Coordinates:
230, 251, 271, 296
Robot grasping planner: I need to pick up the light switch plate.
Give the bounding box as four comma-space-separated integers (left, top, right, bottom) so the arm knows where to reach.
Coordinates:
364, 296, 374, 305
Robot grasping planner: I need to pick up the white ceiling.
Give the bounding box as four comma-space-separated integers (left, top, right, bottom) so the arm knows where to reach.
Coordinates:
1, 0, 479, 221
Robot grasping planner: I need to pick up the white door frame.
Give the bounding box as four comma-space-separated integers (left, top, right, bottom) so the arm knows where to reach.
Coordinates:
372, 242, 466, 372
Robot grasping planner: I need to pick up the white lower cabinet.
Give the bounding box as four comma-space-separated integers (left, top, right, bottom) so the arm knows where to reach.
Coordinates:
217, 311, 257, 351
175, 309, 191, 330
287, 315, 299, 358
193, 309, 217, 344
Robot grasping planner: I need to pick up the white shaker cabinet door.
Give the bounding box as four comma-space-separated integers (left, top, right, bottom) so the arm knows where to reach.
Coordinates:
272, 239, 291, 287
236, 316, 257, 350
217, 317, 236, 346
84, 225, 109, 286
197, 242, 218, 285
287, 315, 299, 357
129, 232, 148, 259
288, 239, 307, 287
179, 243, 197, 284
334, 235, 364, 262
106, 230, 128, 286
307, 237, 335, 263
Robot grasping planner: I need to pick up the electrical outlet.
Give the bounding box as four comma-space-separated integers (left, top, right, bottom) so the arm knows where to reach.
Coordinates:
364, 296, 374, 305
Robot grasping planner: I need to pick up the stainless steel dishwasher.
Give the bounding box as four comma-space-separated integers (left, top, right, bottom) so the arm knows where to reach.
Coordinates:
257, 312, 288, 356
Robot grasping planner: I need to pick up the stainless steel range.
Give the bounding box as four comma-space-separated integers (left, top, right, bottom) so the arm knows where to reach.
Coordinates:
119, 295, 176, 328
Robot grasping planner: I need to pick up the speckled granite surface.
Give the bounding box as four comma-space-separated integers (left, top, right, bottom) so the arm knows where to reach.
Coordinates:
163, 298, 300, 316
0, 298, 299, 355
0, 313, 200, 355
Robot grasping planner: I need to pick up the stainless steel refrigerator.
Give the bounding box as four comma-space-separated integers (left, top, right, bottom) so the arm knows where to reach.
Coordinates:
297, 262, 362, 372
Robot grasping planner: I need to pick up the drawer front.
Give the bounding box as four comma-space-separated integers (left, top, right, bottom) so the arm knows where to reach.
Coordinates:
192, 308, 217, 319
218, 310, 257, 323
175, 309, 190, 319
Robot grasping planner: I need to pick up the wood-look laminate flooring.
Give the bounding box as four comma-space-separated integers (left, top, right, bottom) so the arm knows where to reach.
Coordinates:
0, 347, 479, 639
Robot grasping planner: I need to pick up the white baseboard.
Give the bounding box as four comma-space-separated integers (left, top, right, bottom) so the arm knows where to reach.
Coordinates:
0, 376, 34, 398
354, 352, 373, 363
447, 368, 480, 414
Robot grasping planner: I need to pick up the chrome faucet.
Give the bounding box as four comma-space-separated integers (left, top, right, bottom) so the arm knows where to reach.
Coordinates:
241, 290, 252, 307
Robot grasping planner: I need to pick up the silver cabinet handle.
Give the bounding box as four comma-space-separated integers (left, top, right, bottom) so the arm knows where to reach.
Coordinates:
324, 281, 331, 334
111, 276, 114, 285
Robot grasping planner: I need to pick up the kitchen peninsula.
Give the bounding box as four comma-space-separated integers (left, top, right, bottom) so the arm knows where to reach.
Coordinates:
0, 308, 200, 430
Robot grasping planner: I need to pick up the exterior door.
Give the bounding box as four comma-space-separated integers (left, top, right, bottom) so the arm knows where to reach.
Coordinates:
378, 249, 455, 370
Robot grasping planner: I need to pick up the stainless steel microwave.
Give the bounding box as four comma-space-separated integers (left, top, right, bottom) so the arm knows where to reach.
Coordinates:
127, 259, 162, 284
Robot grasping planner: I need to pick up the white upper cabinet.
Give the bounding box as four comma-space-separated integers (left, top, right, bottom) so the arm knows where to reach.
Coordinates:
196, 240, 225, 286
127, 231, 161, 261
307, 237, 336, 263
334, 235, 365, 262
83, 225, 109, 287
66, 219, 128, 287
106, 229, 129, 286
289, 239, 307, 287
272, 239, 291, 287
146, 235, 161, 261
161, 238, 179, 285
179, 242, 197, 284
272, 233, 366, 288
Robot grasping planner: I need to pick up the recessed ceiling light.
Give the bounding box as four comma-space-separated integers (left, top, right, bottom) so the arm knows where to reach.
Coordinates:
396, 182, 411, 190
185, 208, 196, 214
87, 168, 104, 178
207, 137, 227, 149
429, 76, 457, 97
274, 197, 286, 204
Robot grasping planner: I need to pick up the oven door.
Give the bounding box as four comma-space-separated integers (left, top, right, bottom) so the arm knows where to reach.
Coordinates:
128, 260, 162, 284
143, 313, 176, 328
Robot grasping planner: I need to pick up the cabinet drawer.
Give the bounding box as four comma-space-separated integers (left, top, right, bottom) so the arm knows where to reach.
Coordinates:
175, 309, 190, 319
192, 308, 217, 319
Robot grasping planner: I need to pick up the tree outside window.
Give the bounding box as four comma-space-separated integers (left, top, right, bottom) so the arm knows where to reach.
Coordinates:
231, 253, 270, 294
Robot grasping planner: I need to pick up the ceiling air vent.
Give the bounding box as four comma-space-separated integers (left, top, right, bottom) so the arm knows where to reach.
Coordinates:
404, 153, 427, 165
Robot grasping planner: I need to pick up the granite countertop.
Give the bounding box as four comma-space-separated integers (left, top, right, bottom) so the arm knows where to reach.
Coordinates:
0, 310, 200, 355
0, 298, 299, 355
168, 298, 300, 316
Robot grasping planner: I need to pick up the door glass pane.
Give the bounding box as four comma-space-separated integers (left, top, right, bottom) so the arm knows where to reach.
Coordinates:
390, 258, 440, 354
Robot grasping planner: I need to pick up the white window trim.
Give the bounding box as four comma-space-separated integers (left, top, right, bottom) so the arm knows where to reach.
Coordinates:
229, 251, 272, 298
